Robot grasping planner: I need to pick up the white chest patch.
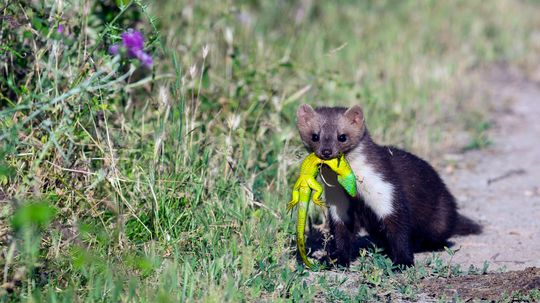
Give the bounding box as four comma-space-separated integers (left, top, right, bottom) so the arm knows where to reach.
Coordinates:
321, 166, 351, 223
346, 149, 395, 219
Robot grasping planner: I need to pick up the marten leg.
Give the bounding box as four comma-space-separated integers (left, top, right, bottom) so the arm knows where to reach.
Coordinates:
384, 215, 414, 268
328, 211, 354, 266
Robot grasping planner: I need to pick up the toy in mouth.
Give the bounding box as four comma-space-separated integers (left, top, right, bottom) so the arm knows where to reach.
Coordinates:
287, 153, 357, 268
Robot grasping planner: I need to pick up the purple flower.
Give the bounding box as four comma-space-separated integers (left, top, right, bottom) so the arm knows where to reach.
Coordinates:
57, 25, 64, 34
108, 44, 120, 56
135, 50, 153, 68
109, 29, 153, 68
121, 29, 144, 57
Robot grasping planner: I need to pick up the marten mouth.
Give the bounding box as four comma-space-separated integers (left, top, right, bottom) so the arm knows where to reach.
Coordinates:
315, 151, 343, 161
316, 152, 341, 160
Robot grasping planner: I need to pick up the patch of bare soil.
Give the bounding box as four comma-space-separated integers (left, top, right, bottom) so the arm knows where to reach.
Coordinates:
413, 64, 540, 301
415, 64, 540, 272
421, 267, 540, 301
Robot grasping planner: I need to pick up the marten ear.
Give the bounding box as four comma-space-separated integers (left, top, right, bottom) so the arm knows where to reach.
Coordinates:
296, 104, 316, 125
344, 105, 364, 125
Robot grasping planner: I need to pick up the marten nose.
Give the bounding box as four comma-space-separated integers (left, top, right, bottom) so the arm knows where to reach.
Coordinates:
321, 149, 332, 158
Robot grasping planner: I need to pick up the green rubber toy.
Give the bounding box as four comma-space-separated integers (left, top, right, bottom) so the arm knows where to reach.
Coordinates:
287, 153, 357, 268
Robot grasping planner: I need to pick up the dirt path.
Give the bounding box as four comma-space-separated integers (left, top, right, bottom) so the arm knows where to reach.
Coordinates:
419, 66, 540, 271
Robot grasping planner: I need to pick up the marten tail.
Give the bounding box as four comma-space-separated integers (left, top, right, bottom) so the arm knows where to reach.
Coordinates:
453, 213, 482, 236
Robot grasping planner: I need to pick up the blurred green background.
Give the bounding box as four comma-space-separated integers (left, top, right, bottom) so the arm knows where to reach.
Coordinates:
1, 0, 539, 301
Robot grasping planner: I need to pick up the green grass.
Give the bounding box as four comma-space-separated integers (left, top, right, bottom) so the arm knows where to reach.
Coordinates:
1, 0, 540, 301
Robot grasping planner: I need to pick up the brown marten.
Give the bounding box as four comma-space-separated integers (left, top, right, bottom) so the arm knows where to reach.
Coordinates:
296, 104, 482, 268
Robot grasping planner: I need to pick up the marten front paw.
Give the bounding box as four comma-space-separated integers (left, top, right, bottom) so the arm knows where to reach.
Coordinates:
326, 250, 351, 268
391, 256, 414, 271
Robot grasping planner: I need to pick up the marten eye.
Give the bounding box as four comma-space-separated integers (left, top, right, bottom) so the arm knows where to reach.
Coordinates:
311, 134, 320, 142
338, 134, 347, 142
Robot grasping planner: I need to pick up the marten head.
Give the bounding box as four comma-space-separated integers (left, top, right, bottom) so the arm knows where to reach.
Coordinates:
296, 104, 366, 160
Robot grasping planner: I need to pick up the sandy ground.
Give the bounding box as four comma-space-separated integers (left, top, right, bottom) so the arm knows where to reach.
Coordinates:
419, 66, 540, 272
409, 65, 540, 301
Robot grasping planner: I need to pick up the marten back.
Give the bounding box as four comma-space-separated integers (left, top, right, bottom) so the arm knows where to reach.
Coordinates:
386, 146, 481, 246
